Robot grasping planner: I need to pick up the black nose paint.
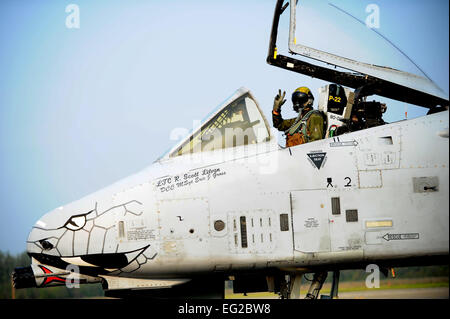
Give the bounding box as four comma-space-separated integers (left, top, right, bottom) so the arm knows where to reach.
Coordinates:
39, 239, 54, 250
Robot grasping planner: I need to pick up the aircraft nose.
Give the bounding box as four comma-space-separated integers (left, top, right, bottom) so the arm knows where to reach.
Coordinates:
26, 226, 69, 271
26, 227, 47, 254
27, 227, 40, 254
26, 219, 64, 255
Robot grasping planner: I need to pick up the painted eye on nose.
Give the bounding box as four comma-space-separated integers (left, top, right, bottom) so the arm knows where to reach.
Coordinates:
64, 215, 87, 231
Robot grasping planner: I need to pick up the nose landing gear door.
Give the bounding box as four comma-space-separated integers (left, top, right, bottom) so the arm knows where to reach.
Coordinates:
291, 190, 331, 253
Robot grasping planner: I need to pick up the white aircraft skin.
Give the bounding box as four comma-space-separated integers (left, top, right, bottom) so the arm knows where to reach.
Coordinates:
22, 87, 449, 294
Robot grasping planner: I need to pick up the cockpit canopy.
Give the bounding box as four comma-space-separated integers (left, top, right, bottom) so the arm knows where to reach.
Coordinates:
166, 87, 271, 158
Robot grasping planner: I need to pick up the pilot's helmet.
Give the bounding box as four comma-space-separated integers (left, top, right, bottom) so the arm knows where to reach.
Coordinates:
292, 86, 314, 112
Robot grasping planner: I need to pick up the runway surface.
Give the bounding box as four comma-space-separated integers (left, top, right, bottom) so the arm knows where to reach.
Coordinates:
227, 286, 448, 299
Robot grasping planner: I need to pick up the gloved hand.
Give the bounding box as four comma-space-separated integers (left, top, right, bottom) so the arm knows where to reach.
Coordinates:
273, 89, 286, 112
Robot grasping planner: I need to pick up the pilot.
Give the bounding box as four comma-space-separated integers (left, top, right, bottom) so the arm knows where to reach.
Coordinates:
272, 87, 325, 147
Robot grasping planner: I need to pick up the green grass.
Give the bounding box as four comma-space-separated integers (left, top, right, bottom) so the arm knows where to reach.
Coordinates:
321, 281, 448, 293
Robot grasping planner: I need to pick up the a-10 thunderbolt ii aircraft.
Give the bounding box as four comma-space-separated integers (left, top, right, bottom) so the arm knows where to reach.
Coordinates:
13, 0, 448, 298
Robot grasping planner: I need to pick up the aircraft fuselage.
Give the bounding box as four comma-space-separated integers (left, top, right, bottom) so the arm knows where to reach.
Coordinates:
22, 110, 449, 290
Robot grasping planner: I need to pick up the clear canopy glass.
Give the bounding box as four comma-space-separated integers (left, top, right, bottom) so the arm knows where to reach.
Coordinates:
169, 90, 270, 158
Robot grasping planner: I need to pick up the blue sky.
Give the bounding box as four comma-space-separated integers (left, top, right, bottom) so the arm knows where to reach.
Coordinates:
0, 0, 448, 254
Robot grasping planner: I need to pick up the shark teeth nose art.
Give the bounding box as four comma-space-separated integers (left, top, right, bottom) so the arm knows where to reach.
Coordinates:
61, 246, 148, 269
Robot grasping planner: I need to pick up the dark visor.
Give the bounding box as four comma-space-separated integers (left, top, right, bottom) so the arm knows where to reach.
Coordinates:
291, 91, 309, 105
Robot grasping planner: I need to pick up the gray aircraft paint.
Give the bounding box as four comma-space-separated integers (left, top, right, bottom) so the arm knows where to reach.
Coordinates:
25, 87, 448, 291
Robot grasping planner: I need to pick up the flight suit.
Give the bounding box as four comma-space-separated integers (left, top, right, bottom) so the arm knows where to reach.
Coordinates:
273, 109, 325, 147
272, 110, 297, 132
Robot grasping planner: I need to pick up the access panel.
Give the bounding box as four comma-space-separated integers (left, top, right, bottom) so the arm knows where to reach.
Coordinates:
291, 190, 330, 253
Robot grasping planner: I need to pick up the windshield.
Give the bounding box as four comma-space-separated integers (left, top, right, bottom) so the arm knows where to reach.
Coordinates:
169, 92, 270, 158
